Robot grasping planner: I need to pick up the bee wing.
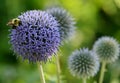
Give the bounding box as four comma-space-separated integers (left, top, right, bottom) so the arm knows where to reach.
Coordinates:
7, 20, 13, 26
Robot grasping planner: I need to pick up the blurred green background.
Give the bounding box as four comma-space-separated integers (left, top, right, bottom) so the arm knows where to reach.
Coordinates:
0, 0, 120, 83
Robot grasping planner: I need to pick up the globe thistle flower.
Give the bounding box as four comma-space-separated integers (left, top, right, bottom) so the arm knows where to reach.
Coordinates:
119, 44, 120, 57
46, 7, 75, 41
9, 10, 61, 63
93, 36, 119, 63
68, 48, 99, 78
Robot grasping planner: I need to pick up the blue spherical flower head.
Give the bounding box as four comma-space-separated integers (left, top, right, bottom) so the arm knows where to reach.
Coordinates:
9, 10, 61, 63
46, 8, 75, 41
93, 36, 119, 63
68, 48, 99, 78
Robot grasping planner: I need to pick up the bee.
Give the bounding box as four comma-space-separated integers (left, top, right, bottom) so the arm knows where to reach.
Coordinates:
7, 18, 21, 29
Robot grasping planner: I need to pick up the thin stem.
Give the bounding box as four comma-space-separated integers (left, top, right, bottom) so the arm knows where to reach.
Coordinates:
56, 55, 61, 83
93, 81, 97, 83
99, 61, 107, 83
38, 63, 46, 83
83, 78, 87, 83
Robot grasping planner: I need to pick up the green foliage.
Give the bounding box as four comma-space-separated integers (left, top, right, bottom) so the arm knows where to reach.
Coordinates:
0, 0, 120, 83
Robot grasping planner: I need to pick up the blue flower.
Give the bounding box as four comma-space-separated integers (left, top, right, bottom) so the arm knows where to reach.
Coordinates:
9, 10, 61, 63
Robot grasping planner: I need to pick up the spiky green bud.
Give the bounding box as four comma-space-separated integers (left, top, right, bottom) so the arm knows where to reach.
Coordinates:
68, 48, 99, 78
93, 36, 119, 63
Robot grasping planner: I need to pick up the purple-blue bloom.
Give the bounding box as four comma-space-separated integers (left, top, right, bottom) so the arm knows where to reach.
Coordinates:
9, 10, 61, 62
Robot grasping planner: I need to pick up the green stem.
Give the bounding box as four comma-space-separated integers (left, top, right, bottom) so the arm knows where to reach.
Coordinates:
99, 61, 106, 83
83, 78, 87, 83
38, 63, 46, 83
56, 55, 61, 83
93, 81, 97, 83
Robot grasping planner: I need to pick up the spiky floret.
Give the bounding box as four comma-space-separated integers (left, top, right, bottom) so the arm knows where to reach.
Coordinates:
46, 7, 75, 41
93, 36, 119, 63
119, 44, 120, 57
9, 10, 61, 63
68, 48, 99, 78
